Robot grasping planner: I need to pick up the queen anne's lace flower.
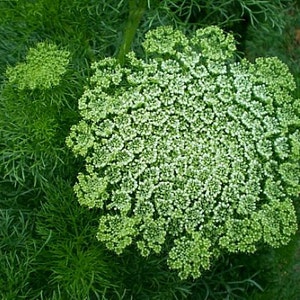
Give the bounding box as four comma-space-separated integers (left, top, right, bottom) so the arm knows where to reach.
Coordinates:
67, 26, 300, 279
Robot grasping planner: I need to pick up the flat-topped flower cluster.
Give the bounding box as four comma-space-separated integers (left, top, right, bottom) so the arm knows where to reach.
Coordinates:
6, 42, 70, 90
67, 26, 299, 279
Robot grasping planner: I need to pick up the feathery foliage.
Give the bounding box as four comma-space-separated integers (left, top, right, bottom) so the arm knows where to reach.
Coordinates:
0, 42, 80, 198
31, 179, 117, 299
0, 209, 36, 299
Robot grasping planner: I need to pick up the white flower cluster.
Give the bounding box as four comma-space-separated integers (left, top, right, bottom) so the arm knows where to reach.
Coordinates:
67, 26, 300, 279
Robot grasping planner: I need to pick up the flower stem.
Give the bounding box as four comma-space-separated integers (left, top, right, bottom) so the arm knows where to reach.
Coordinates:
117, 0, 147, 65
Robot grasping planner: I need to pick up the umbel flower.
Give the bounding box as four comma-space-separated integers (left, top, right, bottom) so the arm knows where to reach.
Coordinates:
67, 26, 300, 279
6, 42, 70, 90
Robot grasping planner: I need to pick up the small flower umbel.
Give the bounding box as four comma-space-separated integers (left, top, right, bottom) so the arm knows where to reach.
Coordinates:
67, 26, 300, 279
6, 42, 70, 90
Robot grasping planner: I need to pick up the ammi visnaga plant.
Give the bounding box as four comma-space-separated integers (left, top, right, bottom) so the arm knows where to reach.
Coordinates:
67, 26, 300, 279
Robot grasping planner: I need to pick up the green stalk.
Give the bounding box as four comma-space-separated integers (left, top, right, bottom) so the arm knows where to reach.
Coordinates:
117, 0, 147, 65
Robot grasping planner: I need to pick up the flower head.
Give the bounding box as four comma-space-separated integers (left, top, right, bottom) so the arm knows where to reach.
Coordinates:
67, 26, 299, 279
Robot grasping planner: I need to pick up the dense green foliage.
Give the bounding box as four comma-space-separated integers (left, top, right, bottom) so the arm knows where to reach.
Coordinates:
0, 0, 299, 298
0, 42, 79, 196
0, 209, 36, 299
68, 26, 299, 279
